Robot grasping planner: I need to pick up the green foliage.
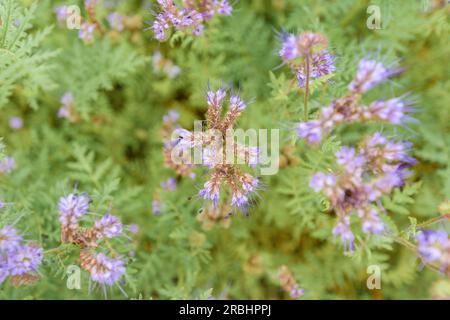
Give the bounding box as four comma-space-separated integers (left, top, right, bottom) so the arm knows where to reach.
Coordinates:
0, 0, 449, 300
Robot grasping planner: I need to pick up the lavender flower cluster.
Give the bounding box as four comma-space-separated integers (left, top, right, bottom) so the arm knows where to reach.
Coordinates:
151, 0, 232, 42
0, 226, 43, 286
279, 32, 335, 88
310, 133, 416, 251
416, 230, 450, 275
298, 58, 411, 144
174, 86, 260, 213
58, 192, 126, 289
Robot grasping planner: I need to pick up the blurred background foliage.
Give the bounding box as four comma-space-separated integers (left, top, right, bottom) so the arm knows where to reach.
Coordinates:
0, 0, 449, 299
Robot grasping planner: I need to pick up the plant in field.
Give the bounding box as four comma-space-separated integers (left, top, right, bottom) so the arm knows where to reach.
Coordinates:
174, 85, 260, 214
149, 0, 232, 42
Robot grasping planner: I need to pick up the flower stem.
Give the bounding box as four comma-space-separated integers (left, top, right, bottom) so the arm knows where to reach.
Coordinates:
417, 214, 450, 229
304, 55, 311, 121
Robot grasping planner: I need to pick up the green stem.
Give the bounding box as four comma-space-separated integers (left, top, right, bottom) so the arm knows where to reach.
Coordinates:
303, 55, 311, 121
417, 214, 450, 229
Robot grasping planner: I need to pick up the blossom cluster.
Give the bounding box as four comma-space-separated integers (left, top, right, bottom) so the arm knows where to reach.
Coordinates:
0, 226, 43, 286
279, 32, 335, 88
416, 230, 450, 276
55, 1, 142, 44
310, 133, 416, 251
151, 0, 232, 42
58, 192, 128, 291
278, 265, 304, 299
174, 86, 260, 213
0, 156, 16, 174
298, 58, 410, 144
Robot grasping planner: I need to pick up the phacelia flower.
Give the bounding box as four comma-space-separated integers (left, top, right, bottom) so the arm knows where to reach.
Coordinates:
59, 192, 90, 242
59, 193, 90, 225
9, 117, 23, 130
7, 245, 43, 276
86, 252, 126, 287
416, 230, 450, 275
108, 12, 124, 32
349, 59, 399, 93
94, 214, 123, 239
79, 22, 96, 43
297, 57, 410, 144
296, 50, 336, 87
279, 32, 333, 89
332, 216, 355, 251
310, 133, 415, 251
279, 32, 328, 61
0, 226, 22, 252
161, 177, 177, 191
0, 225, 43, 285
150, 0, 232, 41
0, 156, 16, 174
55, 6, 69, 25
174, 85, 260, 213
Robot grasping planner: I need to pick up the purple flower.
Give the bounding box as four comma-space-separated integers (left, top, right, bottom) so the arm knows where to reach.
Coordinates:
9, 117, 23, 130
207, 88, 227, 108
198, 181, 220, 207
310, 172, 336, 192
368, 98, 410, 124
416, 230, 449, 263
89, 253, 125, 286
128, 224, 139, 234
332, 217, 355, 252
94, 214, 123, 239
79, 23, 96, 43
55, 6, 68, 24
231, 190, 249, 210
297, 120, 323, 144
7, 245, 43, 276
290, 285, 305, 298
297, 50, 336, 88
349, 59, 395, 93
279, 33, 299, 61
161, 177, 177, 191
58, 193, 90, 227
163, 110, 180, 123
0, 226, 22, 252
335, 147, 365, 173
217, 0, 232, 15
0, 156, 16, 174
358, 208, 384, 234
108, 13, 124, 32
230, 94, 247, 112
